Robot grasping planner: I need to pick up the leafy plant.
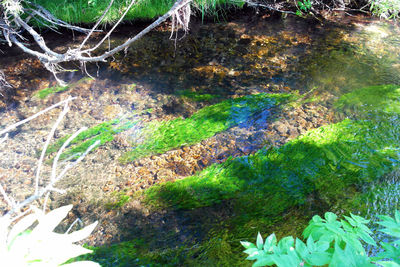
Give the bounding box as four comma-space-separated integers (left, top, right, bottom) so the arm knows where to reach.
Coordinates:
370, 0, 400, 19
242, 211, 400, 266
296, 0, 312, 15
1, 205, 99, 266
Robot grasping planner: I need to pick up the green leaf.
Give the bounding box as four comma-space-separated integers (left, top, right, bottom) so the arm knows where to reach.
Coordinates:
253, 256, 274, 267
350, 213, 369, 224
377, 261, 400, 267
241, 241, 257, 249
257, 232, 264, 250
395, 210, 400, 223
306, 236, 316, 252
264, 233, 277, 252
277, 236, 294, 254
306, 252, 331, 266
33, 205, 73, 234
295, 238, 309, 259
325, 212, 338, 223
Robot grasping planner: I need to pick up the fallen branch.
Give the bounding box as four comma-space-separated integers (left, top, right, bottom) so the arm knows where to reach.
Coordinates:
1, 0, 193, 83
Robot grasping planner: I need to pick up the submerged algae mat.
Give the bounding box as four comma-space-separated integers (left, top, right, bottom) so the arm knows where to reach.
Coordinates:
81, 85, 400, 266
120, 93, 291, 162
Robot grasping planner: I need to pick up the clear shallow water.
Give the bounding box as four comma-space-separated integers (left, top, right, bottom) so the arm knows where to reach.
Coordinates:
2, 13, 400, 264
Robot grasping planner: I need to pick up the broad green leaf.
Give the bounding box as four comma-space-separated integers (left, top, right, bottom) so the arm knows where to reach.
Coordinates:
277, 236, 294, 254
306, 252, 331, 266
341, 219, 354, 233
312, 215, 323, 223
315, 241, 330, 252
344, 215, 357, 227
306, 236, 316, 252
350, 213, 369, 224
243, 248, 259, 255
272, 253, 302, 267
295, 238, 308, 258
357, 230, 377, 247
325, 212, 338, 223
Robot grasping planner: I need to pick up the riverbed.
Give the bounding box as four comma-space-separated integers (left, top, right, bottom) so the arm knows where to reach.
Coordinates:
1, 11, 400, 266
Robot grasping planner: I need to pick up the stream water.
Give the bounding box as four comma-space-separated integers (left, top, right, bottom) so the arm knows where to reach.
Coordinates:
1, 11, 400, 265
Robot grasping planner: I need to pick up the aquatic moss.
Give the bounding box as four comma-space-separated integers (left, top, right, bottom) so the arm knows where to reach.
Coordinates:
34, 77, 94, 99
335, 84, 400, 117
175, 89, 220, 102
105, 191, 131, 210
35, 85, 70, 99
79, 85, 400, 266
70, 240, 153, 267
120, 93, 292, 163
46, 119, 136, 161
145, 118, 400, 210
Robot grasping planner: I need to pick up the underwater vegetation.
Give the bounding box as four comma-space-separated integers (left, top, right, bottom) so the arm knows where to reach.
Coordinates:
175, 89, 220, 102
46, 119, 136, 161
35, 85, 70, 99
80, 85, 400, 266
120, 93, 292, 163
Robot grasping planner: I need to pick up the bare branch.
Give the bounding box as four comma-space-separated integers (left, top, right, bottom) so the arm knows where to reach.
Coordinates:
34, 99, 70, 195
1, 0, 193, 82
0, 96, 76, 137
1, 98, 100, 221
78, 0, 115, 50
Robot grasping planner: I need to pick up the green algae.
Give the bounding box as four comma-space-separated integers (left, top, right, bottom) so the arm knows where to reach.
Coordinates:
46, 119, 136, 161
335, 84, 400, 116
121, 85, 400, 265
120, 93, 292, 163
35, 85, 70, 99
145, 118, 400, 210
34, 77, 94, 99
175, 89, 220, 102
105, 191, 131, 210
75, 85, 400, 266
70, 240, 153, 267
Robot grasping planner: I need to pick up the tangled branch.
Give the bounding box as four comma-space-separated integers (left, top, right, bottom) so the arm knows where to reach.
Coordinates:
0, 0, 192, 83
0, 97, 99, 222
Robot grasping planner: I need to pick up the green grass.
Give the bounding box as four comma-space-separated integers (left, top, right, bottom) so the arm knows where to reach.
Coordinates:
119, 93, 292, 163
30, 0, 242, 24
